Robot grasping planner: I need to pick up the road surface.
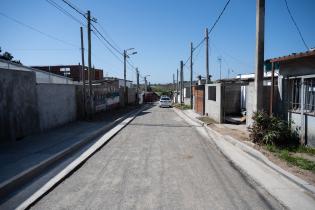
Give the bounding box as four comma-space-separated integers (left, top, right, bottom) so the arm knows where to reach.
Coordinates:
31, 105, 283, 210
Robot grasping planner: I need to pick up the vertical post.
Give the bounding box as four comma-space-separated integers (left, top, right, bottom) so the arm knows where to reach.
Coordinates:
300, 77, 305, 144
173, 73, 175, 91
136, 68, 139, 93
254, 0, 265, 111
180, 60, 184, 104
190, 42, 193, 108
218, 57, 222, 80
270, 62, 275, 115
123, 50, 127, 106
80, 26, 86, 117
205, 28, 209, 84
87, 10, 93, 115
176, 69, 179, 103
144, 77, 147, 92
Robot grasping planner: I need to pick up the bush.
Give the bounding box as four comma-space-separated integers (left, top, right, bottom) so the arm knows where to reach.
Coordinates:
249, 111, 298, 146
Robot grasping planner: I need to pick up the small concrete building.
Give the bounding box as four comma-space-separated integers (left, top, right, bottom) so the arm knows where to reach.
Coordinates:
268, 49, 315, 146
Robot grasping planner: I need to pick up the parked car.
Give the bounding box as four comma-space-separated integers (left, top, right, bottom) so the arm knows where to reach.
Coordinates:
159, 96, 172, 108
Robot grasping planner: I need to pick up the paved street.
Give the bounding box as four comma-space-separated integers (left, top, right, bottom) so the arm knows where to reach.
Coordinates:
31, 105, 283, 210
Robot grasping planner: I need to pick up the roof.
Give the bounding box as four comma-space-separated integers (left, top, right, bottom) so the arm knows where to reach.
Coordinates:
270, 49, 315, 63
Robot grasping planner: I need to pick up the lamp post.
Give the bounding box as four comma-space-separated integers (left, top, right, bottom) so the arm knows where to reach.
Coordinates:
123, 48, 137, 105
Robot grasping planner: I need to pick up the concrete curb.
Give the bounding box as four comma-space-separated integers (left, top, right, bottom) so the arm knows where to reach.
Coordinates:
174, 108, 315, 197
0, 106, 144, 201
16, 105, 147, 210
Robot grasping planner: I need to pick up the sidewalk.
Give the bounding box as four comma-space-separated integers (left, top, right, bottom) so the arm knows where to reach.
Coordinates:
175, 108, 315, 210
0, 105, 140, 201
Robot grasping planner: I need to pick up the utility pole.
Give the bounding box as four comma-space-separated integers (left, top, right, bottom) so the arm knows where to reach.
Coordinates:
190, 42, 193, 108
180, 60, 184, 104
173, 73, 175, 95
205, 28, 209, 84
176, 69, 179, 103
144, 76, 148, 92
80, 26, 86, 117
136, 68, 139, 93
218, 57, 222, 80
87, 10, 93, 116
254, 0, 265, 111
123, 50, 127, 106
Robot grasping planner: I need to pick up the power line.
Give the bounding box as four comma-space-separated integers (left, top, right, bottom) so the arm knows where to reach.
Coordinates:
91, 23, 123, 56
46, 0, 85, 26
61, 0, 86, 18
0, 12, 78, 48
183, 0, 232, 67
283, 0, 309, 50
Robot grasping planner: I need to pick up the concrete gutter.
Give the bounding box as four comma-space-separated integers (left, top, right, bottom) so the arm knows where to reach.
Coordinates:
16, 105, 147, 210
0, 106, 145, 203
174, 108, 315, 210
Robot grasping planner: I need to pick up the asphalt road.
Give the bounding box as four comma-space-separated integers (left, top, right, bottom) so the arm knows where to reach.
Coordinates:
31, 105, 283, 210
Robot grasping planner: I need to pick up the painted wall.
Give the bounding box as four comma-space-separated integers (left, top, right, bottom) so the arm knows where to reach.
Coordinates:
36, 84, 77, 131
0, 69, 39, 143
204, 84, 222, 123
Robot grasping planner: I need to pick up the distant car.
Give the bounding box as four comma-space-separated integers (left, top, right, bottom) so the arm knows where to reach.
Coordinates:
159, 96, 172, 108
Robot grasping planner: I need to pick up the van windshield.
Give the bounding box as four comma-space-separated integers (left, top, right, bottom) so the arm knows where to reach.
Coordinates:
161, 97, 170, 100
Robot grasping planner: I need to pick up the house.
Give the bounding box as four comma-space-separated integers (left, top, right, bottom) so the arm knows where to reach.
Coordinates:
268, 49, 315, 146
31, 64, 103, 81
0, 58, 77, 84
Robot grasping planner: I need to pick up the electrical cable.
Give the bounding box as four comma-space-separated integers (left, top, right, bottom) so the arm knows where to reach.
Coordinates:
0, 12, 78, 48
283, 0, 309, 50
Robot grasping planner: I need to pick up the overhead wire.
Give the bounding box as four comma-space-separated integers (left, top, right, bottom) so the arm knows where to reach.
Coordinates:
182, 0, 232, 67
283, 0, 309, 50
46, 0, 85, 26
0, 12, 79, 48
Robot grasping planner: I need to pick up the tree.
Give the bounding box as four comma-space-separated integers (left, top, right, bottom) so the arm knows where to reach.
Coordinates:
0, 47, 22, 64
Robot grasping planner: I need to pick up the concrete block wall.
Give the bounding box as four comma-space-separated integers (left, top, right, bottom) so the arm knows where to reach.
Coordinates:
127, 88, 136, 105
204, 84, 222, 123
0, 69, 39, 143
36, 84, 77, 131
246, 82, 271, 127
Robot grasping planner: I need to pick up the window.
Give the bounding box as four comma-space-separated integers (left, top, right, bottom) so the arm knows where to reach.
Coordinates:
304, 78, 315, 113
290, 77, 315, 114
290, 79, 301, 110
208, 86, 216, 101
60, 67, 71, 76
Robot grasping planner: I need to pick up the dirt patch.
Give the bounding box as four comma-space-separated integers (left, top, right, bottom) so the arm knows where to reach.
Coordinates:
209, 124, 250, 142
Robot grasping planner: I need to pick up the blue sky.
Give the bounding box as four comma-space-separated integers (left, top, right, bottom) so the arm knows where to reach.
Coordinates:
1, 0, 314, 83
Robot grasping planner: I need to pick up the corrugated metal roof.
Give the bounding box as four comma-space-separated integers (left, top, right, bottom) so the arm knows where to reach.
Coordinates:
270, 49, 315, 63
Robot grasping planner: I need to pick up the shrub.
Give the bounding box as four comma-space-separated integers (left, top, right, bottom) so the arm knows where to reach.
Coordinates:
249, 111, 298, 146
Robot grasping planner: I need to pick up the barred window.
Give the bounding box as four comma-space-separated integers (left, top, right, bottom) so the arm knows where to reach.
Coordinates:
304, 78, 315, 113
290, 79, 301, 111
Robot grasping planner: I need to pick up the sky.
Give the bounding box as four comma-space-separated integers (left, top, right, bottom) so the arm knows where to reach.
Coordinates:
1, 0, 314, 84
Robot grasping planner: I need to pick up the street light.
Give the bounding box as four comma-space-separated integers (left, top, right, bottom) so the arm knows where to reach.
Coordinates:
123, 48, 137, 105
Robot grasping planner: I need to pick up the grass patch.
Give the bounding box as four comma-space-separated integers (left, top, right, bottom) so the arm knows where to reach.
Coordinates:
174, 103, 191, 110
197, 116, 217, 125
266, 144, 315, 173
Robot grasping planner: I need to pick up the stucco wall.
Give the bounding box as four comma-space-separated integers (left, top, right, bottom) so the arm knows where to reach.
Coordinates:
205, 84, 222, 123
36, 84, 77, 131
0, 69, 39, 143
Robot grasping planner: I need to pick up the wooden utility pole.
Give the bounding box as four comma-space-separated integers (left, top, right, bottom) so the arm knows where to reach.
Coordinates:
176, 69, 179, 103
180, 61, 184, 104
205, 28, 209, 84
80, 26, 86, 117
254, 0, 265, 111
87, 10, 93, 115
190, 42, 193, 108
